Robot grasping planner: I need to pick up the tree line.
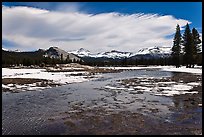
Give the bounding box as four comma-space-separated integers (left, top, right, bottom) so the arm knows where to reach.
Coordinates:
2, 50, 81, 67
171, 23, 202, 68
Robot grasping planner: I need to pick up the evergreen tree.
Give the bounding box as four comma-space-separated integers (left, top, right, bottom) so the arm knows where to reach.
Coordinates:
73, 58, 76, 63
192, 28, 202, 66
171, 24, 182, 68
60, 53, 63, 60
182, 23, 194, 68
192, 28, 202, 53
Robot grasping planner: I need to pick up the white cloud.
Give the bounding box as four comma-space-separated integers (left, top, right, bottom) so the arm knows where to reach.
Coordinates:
2, 6, 190, 53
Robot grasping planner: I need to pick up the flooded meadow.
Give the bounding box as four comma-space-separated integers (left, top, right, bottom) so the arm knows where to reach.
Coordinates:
2, 68, 202, 135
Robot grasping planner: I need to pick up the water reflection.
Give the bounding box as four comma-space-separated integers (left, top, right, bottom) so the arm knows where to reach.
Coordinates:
2, 69, 202, 135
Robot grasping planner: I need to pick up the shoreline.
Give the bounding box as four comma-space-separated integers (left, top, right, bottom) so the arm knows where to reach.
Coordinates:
2, 64, 202, 93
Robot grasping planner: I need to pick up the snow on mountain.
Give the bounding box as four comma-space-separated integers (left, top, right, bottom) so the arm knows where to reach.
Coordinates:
69, 49, 133, 59
13, 49, 21, 52
3, 46, 172, 60
2, 48, 9, 51
90, 50, 133, 59
2, 47, 21, 52
68, 48, 91, 57
69, 46, 172, 59
135, 46, 172, 55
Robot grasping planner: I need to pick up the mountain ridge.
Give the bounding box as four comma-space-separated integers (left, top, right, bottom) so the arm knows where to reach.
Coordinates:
2, 46, 172, 60
67, 46, 172, 59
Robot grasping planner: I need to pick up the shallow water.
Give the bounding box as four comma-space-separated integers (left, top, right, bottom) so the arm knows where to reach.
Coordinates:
2, 69, 202, 135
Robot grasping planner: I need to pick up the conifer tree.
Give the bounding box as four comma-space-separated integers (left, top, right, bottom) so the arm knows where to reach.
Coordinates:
182, 23, 194, 68
171, 24, 181, 68
192, 28, 202, 66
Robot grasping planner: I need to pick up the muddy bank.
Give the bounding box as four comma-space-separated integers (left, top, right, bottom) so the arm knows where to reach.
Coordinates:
47, 106, 201, 135
2, 78, 54, 85
43, 72, 202, 135
2, 78, 60, 93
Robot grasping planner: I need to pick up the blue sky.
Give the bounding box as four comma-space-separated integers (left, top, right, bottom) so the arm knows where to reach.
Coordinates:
2, 2, 202, 52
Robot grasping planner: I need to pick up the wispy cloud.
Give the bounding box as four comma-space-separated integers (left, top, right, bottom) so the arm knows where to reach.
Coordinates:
51, 37, 85, 42
2, 5, 190, 52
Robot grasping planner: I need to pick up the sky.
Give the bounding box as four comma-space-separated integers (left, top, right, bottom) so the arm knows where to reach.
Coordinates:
2, 2, 202, 53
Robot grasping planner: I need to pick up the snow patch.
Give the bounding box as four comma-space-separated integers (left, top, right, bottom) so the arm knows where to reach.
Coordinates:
100, 66, 163, 70
187, 82, 201, 86
172, 84, 193, 91
161, 66, 202, 74
106, 77, 200, 97
104, 85, 126, 90
101, 65, 202, 75
2, 68, 100, 91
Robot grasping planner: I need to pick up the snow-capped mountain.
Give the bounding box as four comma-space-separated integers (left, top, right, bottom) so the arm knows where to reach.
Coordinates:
2, 46, 172, 62
90, 50, 133, 59
69, 46, 171, 59
2, 48, 21, 52
2, 48, 9, 51
68, 48, 91, 57
135, 46, 172, 55
68, 49, 133, 59
129, 46, 172, 60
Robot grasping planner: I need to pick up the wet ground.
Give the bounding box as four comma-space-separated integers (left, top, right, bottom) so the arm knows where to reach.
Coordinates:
2, 69, 202, 135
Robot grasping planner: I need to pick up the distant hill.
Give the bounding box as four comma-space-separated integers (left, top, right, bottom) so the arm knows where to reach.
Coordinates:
2, 49, 45, 66
44, 47, 81, 62
2, 47, 82, 67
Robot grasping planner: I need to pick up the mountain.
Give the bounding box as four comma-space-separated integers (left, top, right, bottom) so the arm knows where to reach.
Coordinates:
68, 49, 133, 59
2, 46, 172, 67
68, 48, 91, 57
135, 46, 171, 55
69, 46, 171, 59
2, 48, 9, 51
2, 47, 82, 67
44, 47, 81, 62
2, 48, 21, 52
130, 46, 172, 59
91, 50, 133, 59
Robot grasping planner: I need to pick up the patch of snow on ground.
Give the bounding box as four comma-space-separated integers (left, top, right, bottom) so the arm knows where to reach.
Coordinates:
105, 77, 200, 97
2, 68, 90, 85
26, 86, 48, 91
104, 85, 136, 92
100, 65, 202, 74
187, 82, 201, 86
2, 68, 44, 77
158, 81, 176, 84
2, 68, 100, 91
172, 84, 193, 91
161, 66, 202, 74
134, 86, 152, 91
104, 85, 127, 90
158, 87, 172, 90
100, 66, 163, 70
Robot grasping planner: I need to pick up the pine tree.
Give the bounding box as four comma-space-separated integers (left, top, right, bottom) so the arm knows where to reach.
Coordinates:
192, 28, 201, 53
182, 23, 194, 68
60, 53, 63, 60
192, 28, 202, 66
171, 24, 181, 68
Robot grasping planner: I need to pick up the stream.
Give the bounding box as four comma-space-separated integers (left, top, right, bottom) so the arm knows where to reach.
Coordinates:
2, 69, 202, 135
